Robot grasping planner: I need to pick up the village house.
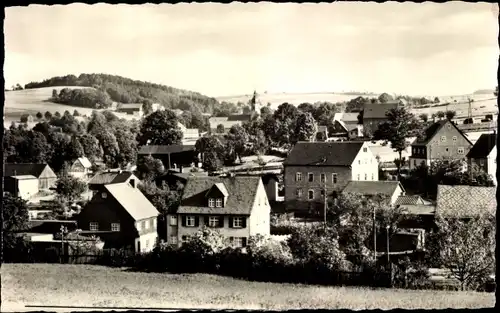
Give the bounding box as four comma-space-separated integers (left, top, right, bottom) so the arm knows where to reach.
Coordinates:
87, 170, 140, 195
138, 144, 199, 172
4, 164, 58, 197
409, 119, 473, 170
332, 112, 363, 138
283, 141, 379, 215
116, 103, 143, 118
208, 114, 252, 134
167, 176, 271, 247
177, 121, 200, 143
467, 132, 497, 185
68, 157, 93, 180
77, 182, 159, 252
342, 180, 405, 205
315, 125, 329, 141
362, 100, 402, 137
435, 184, 496, 219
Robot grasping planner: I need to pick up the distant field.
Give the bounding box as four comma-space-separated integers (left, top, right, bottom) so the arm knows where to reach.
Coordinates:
411, 95, 498, 121
1, 264, 494, 311
3, 87, 98, 127
216, 92, 379, 110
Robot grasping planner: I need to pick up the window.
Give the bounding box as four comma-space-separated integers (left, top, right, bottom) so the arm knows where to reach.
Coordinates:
332, 173, 337, 184
186, 216, 196, 227
101, 192, 107, 199
111, 223, 120, 232
233, 237, 243, 248
296, 188, 303, 197
363, 147, 367, 152
144, 220, 149, 229
233, 217, 243, 228
441, 136, 446, 142
358, 160, 361, 164
208, 216, 220, 227
308, 190, 314, 200
458, 147, 464, 155
215, 198, 222, 207
357, 174, 360, 180
208, 198, 215, 207
89, 222, 98, 231
295, 172, 302, 181
371, 173, 374, 180
170, 215, 178, 226
320, 173, 326, 183
364, 173, 367, 180
142, 220, 146, 230
308, 173, 314, 182
170, 236, 178, 244
452, 136, 457, 142
320, 189, 325, 197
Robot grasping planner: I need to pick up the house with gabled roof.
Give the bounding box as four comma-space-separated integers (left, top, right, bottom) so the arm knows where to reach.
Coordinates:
77, 182, 159, 252
467, 132, 497, 185
362, 100, 403, 136
435, 185, 496, 219
409, 119, 473, 170
68, 157, 93, 180
283, 141, 379, 215
4, 163, 58, 190
167, 176, 270, 247
342, 180, 405, 205
116, 103, 143, 118
138, 144, 198, 171
88, 170, 140, 194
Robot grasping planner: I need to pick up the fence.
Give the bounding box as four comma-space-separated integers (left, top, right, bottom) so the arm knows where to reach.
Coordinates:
17, 246, 138, 265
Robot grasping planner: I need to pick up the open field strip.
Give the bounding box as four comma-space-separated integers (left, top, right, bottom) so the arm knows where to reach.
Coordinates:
1, 264, 494, 311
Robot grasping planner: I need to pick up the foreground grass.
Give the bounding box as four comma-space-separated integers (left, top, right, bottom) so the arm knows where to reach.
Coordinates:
1, 264, 494, 310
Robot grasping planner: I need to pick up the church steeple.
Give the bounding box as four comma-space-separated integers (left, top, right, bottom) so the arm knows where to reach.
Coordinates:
249, 89, 261, 114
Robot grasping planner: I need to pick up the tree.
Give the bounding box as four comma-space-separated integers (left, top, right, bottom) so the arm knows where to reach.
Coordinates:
136, 155, 165, 181
436, 111, 445, 120
494, 86, 498, 97
298, 102, 315, 115
242, 106, 252, 114
272, 103, 300, 148
445, 110, 456, 120
79, 133, 102, 162
226, 124, 249, 163
66, 135, 85, 161
97, 131, 120, 167
138, 180, 179, 215
55, 174, 87, 203
345, 96, 367, 113
373, 107, 418, 179
216, 124, 225, 133
36, 112, 43, 119
16, 130, 51, 164
435, 214, 495, 291
293, 112, 317, 142
378, 93, 394, 103
434, 97, 440, 103
73, 110, 81, 117
260, 106, 272, 118
142, 100, 154, 116
114, 127, 138, 167
44, 111, 53, 120
47, 132, 71, 173
54, 111, 61, 118
137, 110, 183, 146
52, 89, 58, 99
2, 194, 31, 261
419, 113, 428, 122
202, 151, 223, 172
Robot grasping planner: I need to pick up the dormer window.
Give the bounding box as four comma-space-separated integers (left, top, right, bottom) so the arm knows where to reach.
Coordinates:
215, 198, 222, 207
208, 198, 215, 207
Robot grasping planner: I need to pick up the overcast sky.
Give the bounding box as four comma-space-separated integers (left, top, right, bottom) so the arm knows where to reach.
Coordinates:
4, 2, 499, 97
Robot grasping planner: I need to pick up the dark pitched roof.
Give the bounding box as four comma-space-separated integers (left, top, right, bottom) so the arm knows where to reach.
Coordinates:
105, 183, 159, 221
88, 171, 136, 185
435, 185, 496, 218
3, 163, 56, 178
138, 144, 195, 155
227, 114, 252, 122
395, 195, 425, 206
177, 176, 261, 215
414, 120, 472, 146
467, 133, 497, 159
284, 142, 364, 166
363, 101, 401, 119
342, 181, 404, 197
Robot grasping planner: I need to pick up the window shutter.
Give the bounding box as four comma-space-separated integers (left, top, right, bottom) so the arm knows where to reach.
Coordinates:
242, 217, 247, 228
219, 215, 224, 228
195, 216, 200, 227
228, 217, 234, 228
242, 237, 247, 247
181, 215, 186, 227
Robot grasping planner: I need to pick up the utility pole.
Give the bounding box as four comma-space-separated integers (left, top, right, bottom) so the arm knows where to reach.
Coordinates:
323, 178, 327, 227
386, 225, 390, 265
60, 225, 67, 264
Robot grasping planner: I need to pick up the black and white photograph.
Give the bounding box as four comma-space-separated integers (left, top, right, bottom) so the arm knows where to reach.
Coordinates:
2, 1, 497, 311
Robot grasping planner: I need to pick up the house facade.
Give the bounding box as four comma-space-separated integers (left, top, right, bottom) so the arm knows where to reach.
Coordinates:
68, 157, 92, 180
283, 141, 379, 215
342, 180, 405, 205
4, 163, 58, 190
4, 175, 39, 200
117, 103, 143, 118
409, 120, 473, 170
467, 133, 497, 185
362, 100, 402, 137
177, 122, 200, 143
77, 183, 159, 252
167, 176, 271, 247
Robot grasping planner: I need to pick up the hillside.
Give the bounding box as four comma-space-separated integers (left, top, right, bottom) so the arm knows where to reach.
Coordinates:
23, 73, 219, 114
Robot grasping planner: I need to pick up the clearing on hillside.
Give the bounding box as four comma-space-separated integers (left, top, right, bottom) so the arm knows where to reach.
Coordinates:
1, 264, 494, 311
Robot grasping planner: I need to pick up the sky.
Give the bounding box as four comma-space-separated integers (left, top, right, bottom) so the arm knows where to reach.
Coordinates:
4, 2, 499, 98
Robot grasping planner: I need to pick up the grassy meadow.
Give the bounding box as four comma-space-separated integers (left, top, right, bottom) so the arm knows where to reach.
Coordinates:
1, 264, 494, 311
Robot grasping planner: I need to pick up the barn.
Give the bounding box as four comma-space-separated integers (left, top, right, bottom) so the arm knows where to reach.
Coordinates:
4, 163, 58, 190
